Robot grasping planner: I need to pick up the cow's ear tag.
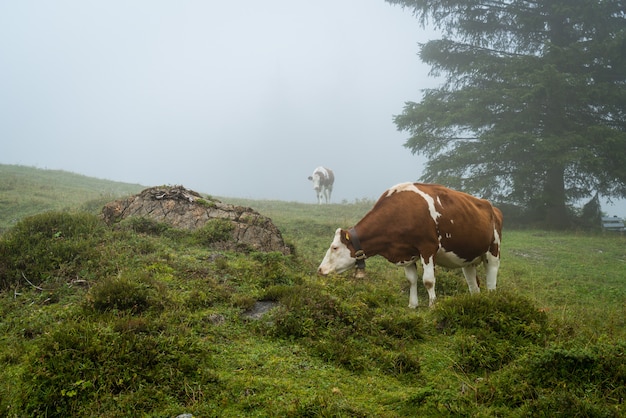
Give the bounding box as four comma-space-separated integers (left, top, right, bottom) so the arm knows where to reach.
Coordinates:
345, 232, 350, 241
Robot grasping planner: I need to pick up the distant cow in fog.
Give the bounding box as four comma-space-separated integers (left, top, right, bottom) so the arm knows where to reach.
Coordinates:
308, 167, 334, 204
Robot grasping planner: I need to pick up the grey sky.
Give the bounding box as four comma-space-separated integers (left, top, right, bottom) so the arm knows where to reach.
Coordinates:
1, 1, 624, 216
1, 1, 435, 202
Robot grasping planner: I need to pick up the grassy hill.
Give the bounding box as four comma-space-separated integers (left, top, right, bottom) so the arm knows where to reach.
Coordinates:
0, 164, 144, 232
0, 165, 624, 417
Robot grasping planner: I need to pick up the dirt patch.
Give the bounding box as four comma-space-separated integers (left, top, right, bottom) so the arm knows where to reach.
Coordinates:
242, 301, 278, 320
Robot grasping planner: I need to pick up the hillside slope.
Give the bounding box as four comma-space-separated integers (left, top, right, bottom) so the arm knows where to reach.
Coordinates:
0, 164, 624, 416
0, 164, 144, 232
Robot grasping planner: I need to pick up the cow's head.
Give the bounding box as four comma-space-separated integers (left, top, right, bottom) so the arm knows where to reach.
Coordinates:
308, 173, 322, 191
318, 228, 362, 276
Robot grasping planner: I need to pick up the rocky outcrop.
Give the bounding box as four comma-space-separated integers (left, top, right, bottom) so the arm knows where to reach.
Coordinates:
101, 186, 290, 254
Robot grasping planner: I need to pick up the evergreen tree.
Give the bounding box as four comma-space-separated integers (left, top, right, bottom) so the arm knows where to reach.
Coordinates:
388, 0, 626, 228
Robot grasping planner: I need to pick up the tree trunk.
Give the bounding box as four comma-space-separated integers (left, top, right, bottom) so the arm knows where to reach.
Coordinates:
544, 165, 569, 229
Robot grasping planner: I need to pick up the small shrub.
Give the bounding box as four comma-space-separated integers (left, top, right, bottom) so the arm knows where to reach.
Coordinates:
268, 283, 422, 374
433, 291, 549, 344
374, 311, 425, 340
454, 331, 518, 372
433, 291, 550, 372
186, 289, 216, 309
271, 284, 352, 340
231, 293, 257, 311
261, 285, 293, 302
269, 285, 374, 370
251, 251, 297, 287
21, 320, 219, 416
87, 275, 156, 314
375, 347, 421, 377
520, 390, 615, 418
115, 316, 149, 332
528, 344, 626, 398
0, 212, 104, 289
287, 394, 368, 418
477, 342, 626, 415
193, 219, 234, 246
119, 217, 169, 235
196, 198, 217, 208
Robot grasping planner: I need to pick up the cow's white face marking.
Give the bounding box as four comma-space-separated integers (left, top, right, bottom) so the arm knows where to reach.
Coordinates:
310, 172, 322, 191
387, 182, 442, 224
318, 228, 356, 275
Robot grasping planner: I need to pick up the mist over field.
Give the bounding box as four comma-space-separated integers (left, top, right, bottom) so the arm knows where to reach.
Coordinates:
1, 1, 624, 216
0, 1, 440, 203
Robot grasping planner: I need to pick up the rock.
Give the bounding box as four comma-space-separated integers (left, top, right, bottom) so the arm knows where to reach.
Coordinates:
242, 301, 278, 320
101, 185, 290, 254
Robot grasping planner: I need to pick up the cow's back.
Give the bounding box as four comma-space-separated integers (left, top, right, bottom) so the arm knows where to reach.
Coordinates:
428, 184, 500, 262
362, 183, 500, 264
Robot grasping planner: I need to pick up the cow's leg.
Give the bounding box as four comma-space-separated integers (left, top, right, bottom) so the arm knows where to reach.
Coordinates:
420, 255, 437, 307
485, 253, 500, 290
462, 265, 480, 294
403, 263, 419, 308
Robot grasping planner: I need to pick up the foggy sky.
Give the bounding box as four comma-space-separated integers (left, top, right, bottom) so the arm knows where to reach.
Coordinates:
1, 1, 624, 216
0, 1, 436, 202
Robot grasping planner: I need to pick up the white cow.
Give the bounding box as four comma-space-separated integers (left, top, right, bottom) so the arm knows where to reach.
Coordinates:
308, 167, 334, 204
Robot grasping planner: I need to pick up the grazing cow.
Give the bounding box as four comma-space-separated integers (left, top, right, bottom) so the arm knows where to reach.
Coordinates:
308, 167, 335, 204
318, 182, 503, 308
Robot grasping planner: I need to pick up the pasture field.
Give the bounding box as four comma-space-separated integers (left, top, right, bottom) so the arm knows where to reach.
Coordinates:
233, 197, 626, 338
0, 164, 143, 233
0, 167, 624, 416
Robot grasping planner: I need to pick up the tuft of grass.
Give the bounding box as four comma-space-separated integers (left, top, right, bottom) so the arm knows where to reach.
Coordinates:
268, 282, 423, 375
432, 291, 550, 372
86, 274, 165, 314
475, 341, 626, 416
21, 318, 219, 417
0, 212, 106, 290
192, 218, 235, 245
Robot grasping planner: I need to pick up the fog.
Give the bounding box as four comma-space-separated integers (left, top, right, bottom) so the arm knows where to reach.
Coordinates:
0, 0, 438, 202
1, 1, 624, 216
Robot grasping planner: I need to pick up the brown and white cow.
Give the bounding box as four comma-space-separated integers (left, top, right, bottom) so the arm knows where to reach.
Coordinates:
318, 182, 503, 308
308, 167, 335, 204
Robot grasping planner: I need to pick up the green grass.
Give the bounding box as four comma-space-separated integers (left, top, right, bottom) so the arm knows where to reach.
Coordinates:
0, 165, 624, 417
0, 164, 143, 232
